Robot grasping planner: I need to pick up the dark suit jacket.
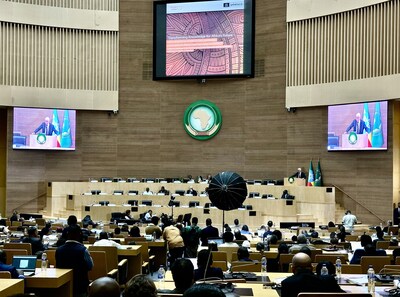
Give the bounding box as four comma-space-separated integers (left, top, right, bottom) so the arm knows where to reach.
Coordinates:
281, 269, 344, 297
346, 119, 370, 134
350, 248, 387, 264
200, 225, 219, 246
394, 208, 400, 225
34, 122, 58, 135
290, 171, 306, 179
186, 189, 198, 196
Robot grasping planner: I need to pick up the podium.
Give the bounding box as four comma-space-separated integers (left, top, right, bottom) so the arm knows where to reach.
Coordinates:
29, 134, 58, 149
341, 133, 369, 149
284, 177, 306, 186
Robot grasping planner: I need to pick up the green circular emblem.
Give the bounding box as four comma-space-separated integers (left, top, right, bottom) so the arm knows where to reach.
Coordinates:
348, 132, 358, 145
183, 100, 222, 140
288, 177, 295, 184
36, 133, 47, 145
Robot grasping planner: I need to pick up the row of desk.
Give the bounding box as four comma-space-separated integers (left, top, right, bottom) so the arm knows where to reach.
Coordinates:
47, 181, 336, 229
162, 271, 395, 297
0, 268, 73, 297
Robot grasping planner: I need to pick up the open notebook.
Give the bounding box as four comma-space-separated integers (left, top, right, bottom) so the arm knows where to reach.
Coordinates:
12, 255, 37, 276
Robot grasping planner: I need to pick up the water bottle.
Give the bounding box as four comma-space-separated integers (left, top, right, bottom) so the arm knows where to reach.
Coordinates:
335, 257, 342, 279
153, 231, 156, 242
261, 256, 267, 276
41, 252, 48, 271
157, 265, 165, 289
367, 265, 375, 293
321, 264, 328, 276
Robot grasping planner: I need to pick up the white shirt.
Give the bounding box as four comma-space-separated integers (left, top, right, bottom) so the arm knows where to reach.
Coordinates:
143, 190, 153, 195
342, 214, 357, 230
144, 213, 152, 221
93, 239, 122, 249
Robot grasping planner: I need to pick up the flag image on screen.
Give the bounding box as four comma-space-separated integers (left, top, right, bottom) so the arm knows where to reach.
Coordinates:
52, 109, 61, 147
371, 102, 384, 148
362, 103, 371, 147
61, 110, 72, 148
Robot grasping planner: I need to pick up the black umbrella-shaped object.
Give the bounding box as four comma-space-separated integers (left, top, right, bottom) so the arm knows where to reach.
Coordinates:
207, 172, 248, 231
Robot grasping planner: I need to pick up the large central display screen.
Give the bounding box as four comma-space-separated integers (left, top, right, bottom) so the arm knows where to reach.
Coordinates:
327, 101, 388, 151
153, 0, 255, 80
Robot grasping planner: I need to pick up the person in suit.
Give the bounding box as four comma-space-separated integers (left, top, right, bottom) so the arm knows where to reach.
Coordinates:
393, 202, 400, 225
345, 112, 370, 134
186, 186, 197, 196
200, 218, 219, 246
281, 253, 344, 297
22, 227, 46, 256
56, 225, 93, 297
158, 258, 194, 294
33, 116, 58, 135
290, 167, 306, 179
350, 234, 387, 264
194, 249, 223, 281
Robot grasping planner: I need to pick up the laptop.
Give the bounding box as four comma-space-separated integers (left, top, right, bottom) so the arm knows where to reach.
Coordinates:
207, 237, 224, 246
12, 255, 37, 276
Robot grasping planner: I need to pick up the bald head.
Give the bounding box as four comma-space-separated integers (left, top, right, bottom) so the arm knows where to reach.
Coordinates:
292, 252, 312, 273
89, 277, 120, 297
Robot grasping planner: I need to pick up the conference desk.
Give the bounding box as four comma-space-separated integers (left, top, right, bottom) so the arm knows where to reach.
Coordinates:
24, 268, 73, 297
0, 279, 24, 296
162, 272, 393, 297
48, 181, 336, 229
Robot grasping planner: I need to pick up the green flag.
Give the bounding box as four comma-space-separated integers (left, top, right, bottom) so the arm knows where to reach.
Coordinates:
52, 109, 61, 147
314, 160, 323, 187
371, 102, 384, 147
307, 160, 314, 186
60, 110, 72, 148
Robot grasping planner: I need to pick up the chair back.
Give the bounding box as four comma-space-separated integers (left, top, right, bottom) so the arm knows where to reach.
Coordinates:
4, 242, 32, 255
3, 249, 28, 265
279, 254, 294, 272
231, 261, 261, 272
360, 256, 391, 273
211, 251, 227, 262
212, 260, 228, 271
341, 264, 362, 274
315, 254, 348, 264
35, 218, 46, 226
88, 251, 108, 281
310, 249, 322, 262
346, 235, 359, 241
249, 252, 263, 262
218, 246, 239, 263
395, 256, 400, 265
45, 249, 57, 267
389, 226, 399, 235
88, 246, 118, 271
383, 265, 400, 274
376, 241, 390, 250
88, 236, 96, 244
0, 271, 11, 279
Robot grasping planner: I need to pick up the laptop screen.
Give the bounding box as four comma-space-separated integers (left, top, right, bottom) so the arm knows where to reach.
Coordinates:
207, 238, 224, 246
12, 255, 37, 273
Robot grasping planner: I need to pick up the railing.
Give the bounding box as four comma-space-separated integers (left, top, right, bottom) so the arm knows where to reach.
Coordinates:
332, 183, 384, 223
14, 192, 47, 213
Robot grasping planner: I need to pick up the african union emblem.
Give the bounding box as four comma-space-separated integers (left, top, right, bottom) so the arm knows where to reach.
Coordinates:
183, 100, 222, 140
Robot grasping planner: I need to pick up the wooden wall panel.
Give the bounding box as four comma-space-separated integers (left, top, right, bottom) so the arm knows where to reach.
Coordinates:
4, 0, 394, 225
